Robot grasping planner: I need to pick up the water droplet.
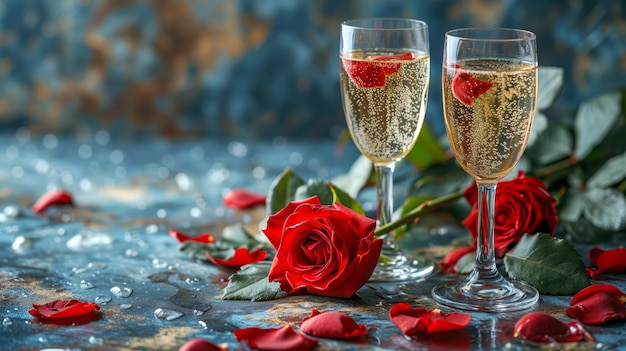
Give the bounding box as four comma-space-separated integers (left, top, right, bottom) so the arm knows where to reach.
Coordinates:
175, 173, 191, 191
3, 205, 19, 218
125, 249, 138, 257
145, 224, 159, 234
154, 308, 184, 321
43, 134, 58, 149
110, 286, 133, 298
228, 141, 248, 157
78, 144, 92, 159
152, 258, 168, 269
95, 296, 112, 304
38, 336, 48, 343
3, 317, 13, 326
66, 232, 113, 249
198, 320, 208, 329
11, 166, 24, 178
109, 149, 124, 164
95, 130, 110, 145
12, 236, 32, 251
156, 209, 166, 219
88, 336, 104, 345
193, 310, 205, 316
119, 304, 132, 310
80, 280, 95, 289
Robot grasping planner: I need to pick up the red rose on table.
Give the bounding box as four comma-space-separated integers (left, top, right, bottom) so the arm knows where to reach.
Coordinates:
463, 171, 558, 258
262, 196, 383, 298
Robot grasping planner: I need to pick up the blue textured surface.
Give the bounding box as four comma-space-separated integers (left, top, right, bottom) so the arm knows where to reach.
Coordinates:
1, 0, 625, 139
1, 134, 625, 350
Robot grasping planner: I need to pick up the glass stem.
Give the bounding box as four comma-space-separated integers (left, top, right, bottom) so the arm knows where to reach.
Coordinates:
475, 182, 499, 279
376, 163, 395, 248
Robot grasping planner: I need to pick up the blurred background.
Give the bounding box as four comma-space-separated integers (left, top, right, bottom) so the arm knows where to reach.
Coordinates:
1, 0, 625, 141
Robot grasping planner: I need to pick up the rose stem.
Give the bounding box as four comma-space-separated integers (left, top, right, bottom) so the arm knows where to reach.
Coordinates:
373, 190, 463, 237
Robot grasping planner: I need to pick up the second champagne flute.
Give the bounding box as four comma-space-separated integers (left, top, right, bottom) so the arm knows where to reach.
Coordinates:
432, 28, 539, 311
340, 18, 434, 282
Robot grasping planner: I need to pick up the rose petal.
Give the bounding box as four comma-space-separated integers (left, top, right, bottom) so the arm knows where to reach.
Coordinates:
389, 302, 471, 335
441, 246, 474, 273
234, 326, 317, 351
223, 189, 266, 209
566, 291, 626, 325
301, 309, 367, 339
32, 190, 73, 214
28, 299, 100, 319
206, 247, 267, 268
588, 247, 604, 267
179, 338, 228, 351
569, 284, 626, 306
169, 229, 215, 244
586, 247, 626, 279
514, 312, 591, 343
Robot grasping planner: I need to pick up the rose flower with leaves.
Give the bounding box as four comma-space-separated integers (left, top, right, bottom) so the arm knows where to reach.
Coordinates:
443, 171, 559, 273
263, 196, 383, 298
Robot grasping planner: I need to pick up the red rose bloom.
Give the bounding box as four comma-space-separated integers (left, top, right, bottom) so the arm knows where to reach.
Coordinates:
463, 171, 558, 257
262, 196, 383, 298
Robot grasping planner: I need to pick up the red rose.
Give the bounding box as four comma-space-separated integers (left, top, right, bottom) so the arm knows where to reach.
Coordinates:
262, 196, 383, 298
463, 171, 558, 258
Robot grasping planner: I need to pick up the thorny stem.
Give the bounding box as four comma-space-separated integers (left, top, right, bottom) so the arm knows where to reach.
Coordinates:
373, 190, 464, 237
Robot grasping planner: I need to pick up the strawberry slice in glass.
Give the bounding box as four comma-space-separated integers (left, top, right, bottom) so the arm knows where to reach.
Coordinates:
452, 70, 493, 106
342, 52, 414, 88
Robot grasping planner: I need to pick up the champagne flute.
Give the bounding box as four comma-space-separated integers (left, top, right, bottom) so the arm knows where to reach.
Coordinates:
432, 28, 539, 311
340, 18, 434, 282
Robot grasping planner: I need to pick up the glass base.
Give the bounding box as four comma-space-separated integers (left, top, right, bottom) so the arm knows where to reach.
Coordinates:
368, 246, 435, 283
432, 272, 539, 312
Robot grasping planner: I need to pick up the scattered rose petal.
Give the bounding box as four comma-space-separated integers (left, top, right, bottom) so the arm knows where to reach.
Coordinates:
234, 326, 317, 351
441, 246, 474, 273
586, 247, 626, 279
301, 309, 367, 339
32, 190, 73, 214
569, 284, 626, 306
389, 302, 471, 335
514, 312, 592, 342
28, 299, 100, 319
179, 338, 228, 351
169, 229, 215, 244
223, 189, 266, 209
451, 70, 493, 106
206, 247, 267, 268
566, 284, 626, 325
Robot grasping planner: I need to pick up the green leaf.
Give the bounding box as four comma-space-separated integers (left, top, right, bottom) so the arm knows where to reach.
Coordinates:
406, 124, 448, 169
527, 111, 548, 147
557, 189, 586, 222
526, 120, 573, 164
222, 262, 282, 301
221, 224, 267, 250
588, 150, 626, 188
574, 92, 622, 159
504, 233, 589, 295
528, 67, 563, 146
583, 188, 626, 231
295, 179, 334, 204
179, 242, 212, 262
329, 183, 365, 215
332, 155, 373, 198
454, 252, 476, 274
267, 168, 305, 215
537, 66, 564, 110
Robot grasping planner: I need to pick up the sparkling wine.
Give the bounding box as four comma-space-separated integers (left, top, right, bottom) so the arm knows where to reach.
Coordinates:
340, 50, 429, 165
443, 59, 537, 182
